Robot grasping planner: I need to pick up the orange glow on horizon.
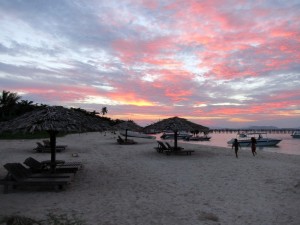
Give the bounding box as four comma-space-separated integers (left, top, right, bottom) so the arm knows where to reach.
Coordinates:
108, 92, 155, 107
229, 118, 256, 122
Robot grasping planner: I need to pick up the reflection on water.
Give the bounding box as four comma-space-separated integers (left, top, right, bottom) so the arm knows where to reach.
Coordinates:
155, 132, 300, 156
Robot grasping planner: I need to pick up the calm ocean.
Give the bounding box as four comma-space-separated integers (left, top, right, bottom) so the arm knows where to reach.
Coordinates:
156, 132, 300, 156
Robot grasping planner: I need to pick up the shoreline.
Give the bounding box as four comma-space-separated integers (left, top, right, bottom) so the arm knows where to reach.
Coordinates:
176, 132, 300, 156
1, 132, 299, 225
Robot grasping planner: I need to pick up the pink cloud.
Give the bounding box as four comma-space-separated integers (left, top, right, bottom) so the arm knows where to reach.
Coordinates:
16, 84, 102, 104
2, 0, 299, 128
112, 36, 176, 64
107, 91, 155, 106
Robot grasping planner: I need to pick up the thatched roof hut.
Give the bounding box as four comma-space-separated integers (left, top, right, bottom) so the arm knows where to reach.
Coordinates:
143, 116, 209, 133
0, 106, 110, 171
143, 117, 209, 150
0, 106, 109, 133
113, 120, 142, 132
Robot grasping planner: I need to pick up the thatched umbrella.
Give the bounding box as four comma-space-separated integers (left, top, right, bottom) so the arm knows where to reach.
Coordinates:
143, 117, 209, 149
113, 120, 142, 141
0, 106, 108, 171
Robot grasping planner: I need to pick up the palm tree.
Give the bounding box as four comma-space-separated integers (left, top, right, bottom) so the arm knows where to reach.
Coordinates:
19, 100, 34, 106
0, 90, 21, 120
101, 107, 108, 116
0, 90, 21, 107
16, 99, 35, 115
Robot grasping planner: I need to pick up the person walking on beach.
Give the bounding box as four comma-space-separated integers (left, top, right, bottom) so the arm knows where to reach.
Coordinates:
251, 137, 257, 156
232, 138, 241, 158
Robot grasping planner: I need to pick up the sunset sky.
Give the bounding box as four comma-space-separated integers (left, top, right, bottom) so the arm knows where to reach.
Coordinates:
0, 0, 300, 128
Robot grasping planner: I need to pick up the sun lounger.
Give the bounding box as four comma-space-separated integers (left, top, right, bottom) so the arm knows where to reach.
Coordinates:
166, 142, 184, 151
155, 141, 183, 152
155, 141, 194, 155
165, 149, 195, 155
0, 163, 73, 193
33, 142, 66, 153
165, 142, 194, 155
154, 141, 169, 153
24, 157, 81, 173
117, 136, 137, 145
165, 142, 184, 151
4, 163, 75, 179
43, 140, 68, 149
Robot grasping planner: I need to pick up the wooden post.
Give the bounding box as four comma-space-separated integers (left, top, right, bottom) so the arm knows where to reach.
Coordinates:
174, 130, 178, 150
49, 130, 59, 172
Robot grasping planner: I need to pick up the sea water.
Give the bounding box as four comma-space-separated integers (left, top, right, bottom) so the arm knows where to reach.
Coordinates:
156, 132, 300, 156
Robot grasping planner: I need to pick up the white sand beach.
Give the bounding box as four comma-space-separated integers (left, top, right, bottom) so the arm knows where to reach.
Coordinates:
0, 132, 299, 225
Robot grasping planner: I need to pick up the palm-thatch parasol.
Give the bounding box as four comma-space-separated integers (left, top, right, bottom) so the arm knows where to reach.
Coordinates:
113, 120, 142, 141
143, 116, 209, 149
0, 106, 109, 171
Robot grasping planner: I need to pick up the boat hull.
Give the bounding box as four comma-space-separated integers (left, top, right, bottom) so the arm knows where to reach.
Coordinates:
291, 131, 300, 138
227, 138, 281, 147
160, 133, 192, 140
185, 136, 211, 141
120, 131, 156, 139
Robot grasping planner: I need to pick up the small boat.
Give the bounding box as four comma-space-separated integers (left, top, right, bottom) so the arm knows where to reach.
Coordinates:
227, 132, 281, 147
160, 131, 192, 140
184, 135, 211, 141
120, 130, 156, 139
238, 132, 247, 138
291, 131, 300, 138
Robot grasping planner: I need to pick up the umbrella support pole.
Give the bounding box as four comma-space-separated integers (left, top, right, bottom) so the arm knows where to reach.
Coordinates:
174, 130, 178, 149
49, 131, 59, 172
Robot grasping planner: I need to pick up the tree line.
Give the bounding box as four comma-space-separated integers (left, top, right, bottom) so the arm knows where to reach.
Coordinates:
0, 90, 122, 125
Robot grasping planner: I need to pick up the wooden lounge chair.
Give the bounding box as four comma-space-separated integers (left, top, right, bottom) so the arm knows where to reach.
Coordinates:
155, 141, 194, 155
24, 157, 81, 173
43, 140, 68, 149
0, 163, 73, 193
4, 163, 74, 179
165, 149, 195, 155
165, 142, 194, 155
165, 142, 184, 151
33, 142, 66, 153
155, 141, 183, 152
117, 136, 136, 145
154, 141, 169, 153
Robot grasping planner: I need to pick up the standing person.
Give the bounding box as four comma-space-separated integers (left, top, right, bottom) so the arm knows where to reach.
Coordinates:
251, 137, 257, 156
232, 138, 241, 158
